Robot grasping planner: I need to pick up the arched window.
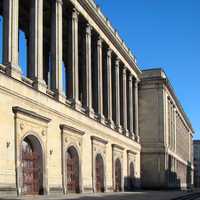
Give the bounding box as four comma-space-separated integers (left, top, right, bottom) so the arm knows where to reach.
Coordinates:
115, 158, 122, 192
21, 135, 43, 195
66, 146, 80, 193
95, 154, 104, 192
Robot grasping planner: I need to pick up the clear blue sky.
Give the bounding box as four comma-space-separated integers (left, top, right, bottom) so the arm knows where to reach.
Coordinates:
95, 0, 200, 139
0, 1, 199, 138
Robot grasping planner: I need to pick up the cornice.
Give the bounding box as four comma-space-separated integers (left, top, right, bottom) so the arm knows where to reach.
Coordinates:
76, 0, 142, 78
140, 69, 194, 134
91, 136, 108, 144
12, 106, 51, 123
127, 150, 137, 155
112, 144, 124, 151
60, 124, 85, 136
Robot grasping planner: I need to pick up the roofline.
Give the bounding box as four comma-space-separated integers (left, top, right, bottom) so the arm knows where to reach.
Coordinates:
141, 68, 194, 133
193, 140, 200, 143
74, 0, 142, 78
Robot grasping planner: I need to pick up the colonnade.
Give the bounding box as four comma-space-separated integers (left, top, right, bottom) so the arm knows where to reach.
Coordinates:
0, 0, 139, 141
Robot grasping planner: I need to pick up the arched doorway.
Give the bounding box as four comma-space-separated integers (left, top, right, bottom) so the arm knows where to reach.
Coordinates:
21, 135, 43, 195
115, 158, 122, 192
95, 154, 104, 192
130, 162, 135, 189
66, 146, 80, 193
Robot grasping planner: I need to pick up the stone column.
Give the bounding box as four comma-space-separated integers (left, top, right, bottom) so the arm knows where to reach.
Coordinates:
29, 0, 46, 93
134, 80, 140, 142
51, 0, 65, 102
4, 0, 21, 80
115, 58, 122, 133
97, 36, 105, 124
85, 24, 94, 118
107, 48, 114, 128
123, 67, 129, 136
71, 8, 82, 110
129, 74, 134, 139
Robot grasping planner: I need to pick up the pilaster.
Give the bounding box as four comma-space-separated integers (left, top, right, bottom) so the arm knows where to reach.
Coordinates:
4, 0, 21, 80
51, 0, 65, 102
29, 0, 47, 93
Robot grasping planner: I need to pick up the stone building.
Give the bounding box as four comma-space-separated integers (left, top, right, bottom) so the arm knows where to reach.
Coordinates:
139, 69, 194, 189
193, 140, 200, 188
0, 0, 141, 196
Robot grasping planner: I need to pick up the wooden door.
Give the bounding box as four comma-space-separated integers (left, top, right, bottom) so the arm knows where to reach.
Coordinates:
130, 162, 135, 189
67, 147, 79, 193
95, 154, 104, 192
115, 159, 122, 192
22, 140, 41, 195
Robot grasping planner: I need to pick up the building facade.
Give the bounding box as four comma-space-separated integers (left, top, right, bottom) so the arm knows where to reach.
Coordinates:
193, 140, 200, 188
139, 69, 194, 189
0, 0, 141, 196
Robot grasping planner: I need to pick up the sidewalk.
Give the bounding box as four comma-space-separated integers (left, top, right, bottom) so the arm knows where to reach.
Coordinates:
0, 191, 194, 200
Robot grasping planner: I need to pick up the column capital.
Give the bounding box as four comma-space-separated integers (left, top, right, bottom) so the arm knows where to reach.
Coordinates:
72, 8, 79, 20
129, 73, 133, 81
97, 36, 103, 47
86, 23, 92, 35
134, 79, 139, 88
56, 0, 63, 5
107, 48, 112, 57
123, 67, 127, 75
115, 57, 120, 67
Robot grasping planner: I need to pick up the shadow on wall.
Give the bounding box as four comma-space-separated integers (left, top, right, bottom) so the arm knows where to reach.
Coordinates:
124, 177, 141, 191
141, 163, 193, 190
165, 161, 193, 190
186, 161, 193, 189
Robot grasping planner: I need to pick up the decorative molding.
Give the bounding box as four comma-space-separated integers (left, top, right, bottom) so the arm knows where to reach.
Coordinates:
91, 136, 108, 144
112, 144, 124, 150
127, 150, 137, 155
60, 124, 85, 136
12, 106, 51, 123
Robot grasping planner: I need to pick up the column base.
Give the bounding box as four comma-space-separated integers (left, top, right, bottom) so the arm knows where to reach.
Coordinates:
108, 119, 115, 129
71, 99, 82, 112
116, 125, 122, 134
85, 107, 95, 119
123, 129, 129, 137
5, 63, 22, 81
54, 90, 66, 103
33, 78, 47, 93
135, 135, 140, 143
130, 132, 135, 140
97, 113, 106, 125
